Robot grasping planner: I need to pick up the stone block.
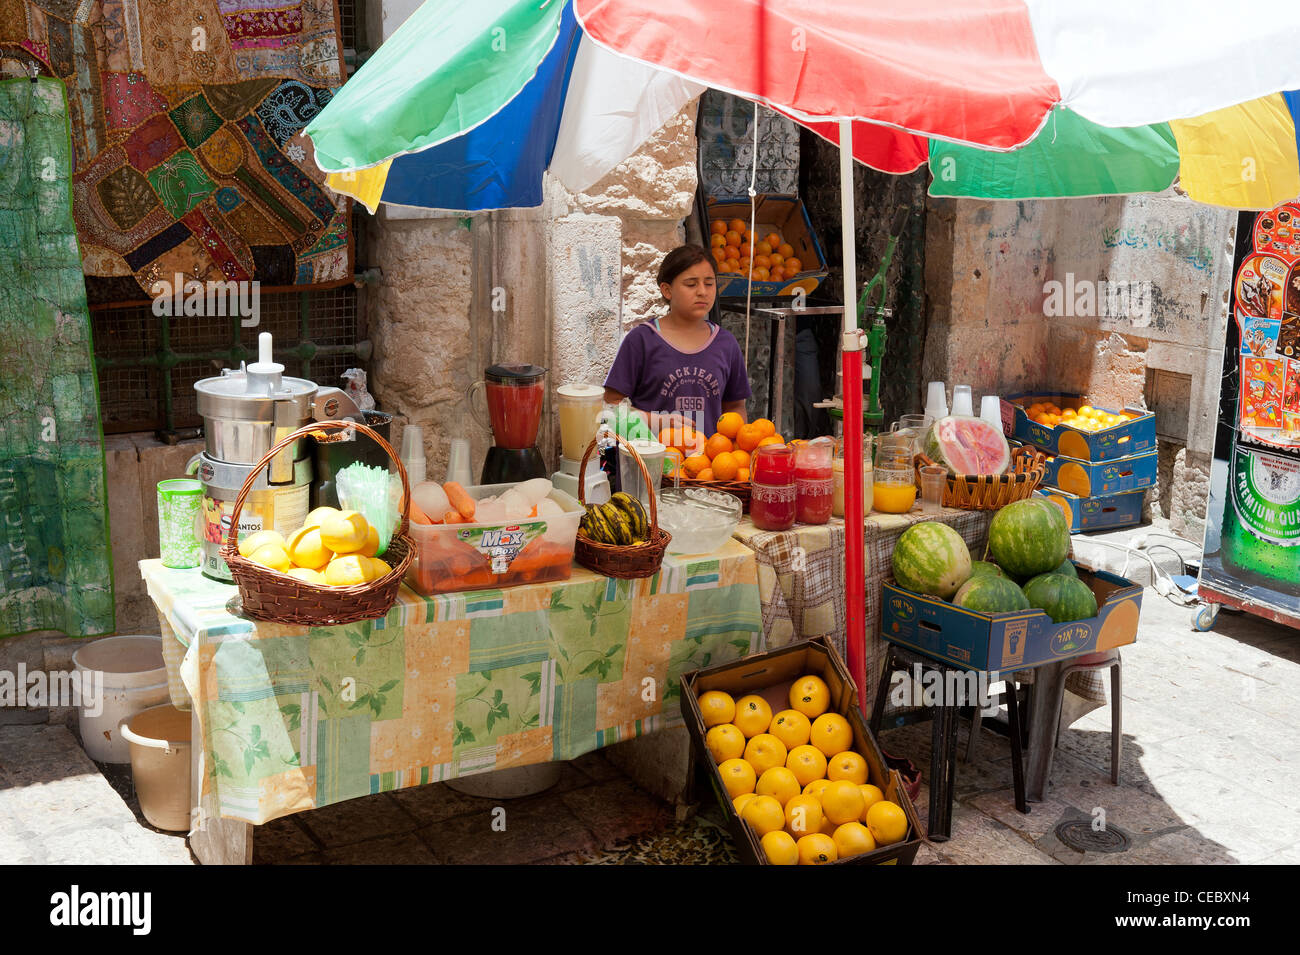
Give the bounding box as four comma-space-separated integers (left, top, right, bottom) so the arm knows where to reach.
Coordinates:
601, 726, 693, 805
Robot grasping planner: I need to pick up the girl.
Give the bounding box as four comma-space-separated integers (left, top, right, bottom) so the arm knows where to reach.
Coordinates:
604, 244, 751, 434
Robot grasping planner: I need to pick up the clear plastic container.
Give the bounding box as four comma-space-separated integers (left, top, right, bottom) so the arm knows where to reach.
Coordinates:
658, 487, 742, 554
405, 484, 583, 595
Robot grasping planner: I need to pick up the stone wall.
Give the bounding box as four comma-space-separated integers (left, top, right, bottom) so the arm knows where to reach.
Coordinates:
923, 194, 1236, 542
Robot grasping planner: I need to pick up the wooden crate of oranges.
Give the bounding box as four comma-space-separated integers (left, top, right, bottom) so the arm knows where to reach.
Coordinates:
681, 637, 923, 865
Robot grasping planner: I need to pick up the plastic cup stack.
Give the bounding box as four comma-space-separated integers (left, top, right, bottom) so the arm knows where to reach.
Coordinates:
951, 385, 974, 417
980, 395, 1003, 430
925, 381, 949, 420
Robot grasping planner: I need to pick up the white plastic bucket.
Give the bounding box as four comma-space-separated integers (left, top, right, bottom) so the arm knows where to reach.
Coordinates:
120, 704, 192, 832
72, 635, 169, 763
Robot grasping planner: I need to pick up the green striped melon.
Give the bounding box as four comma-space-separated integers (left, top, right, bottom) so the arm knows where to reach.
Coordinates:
969, 560, 1006, 579
1022, 574, 1098, 624
988, 499, 1070, 578
891, 522, 972, 599
953, 574, 1030, 614
1052, 558, 1078, 578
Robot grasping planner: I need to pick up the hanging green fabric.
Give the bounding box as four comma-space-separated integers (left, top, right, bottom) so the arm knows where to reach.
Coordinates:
0, 78, 114, 639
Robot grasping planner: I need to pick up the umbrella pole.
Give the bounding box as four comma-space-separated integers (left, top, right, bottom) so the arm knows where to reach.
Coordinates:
838, 120, 868, 711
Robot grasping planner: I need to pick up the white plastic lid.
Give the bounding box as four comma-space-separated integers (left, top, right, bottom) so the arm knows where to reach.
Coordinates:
557, 383, 605, 399
621, 439, 666, 458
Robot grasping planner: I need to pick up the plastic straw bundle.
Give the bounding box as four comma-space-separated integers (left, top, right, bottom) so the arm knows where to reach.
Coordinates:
336, 462, 403, 556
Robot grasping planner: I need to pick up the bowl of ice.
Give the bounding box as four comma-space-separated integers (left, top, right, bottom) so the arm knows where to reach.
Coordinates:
656, 487, 742, 555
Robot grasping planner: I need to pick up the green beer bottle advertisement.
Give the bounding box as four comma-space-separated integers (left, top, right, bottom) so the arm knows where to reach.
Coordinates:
1219, 202, 1300, 594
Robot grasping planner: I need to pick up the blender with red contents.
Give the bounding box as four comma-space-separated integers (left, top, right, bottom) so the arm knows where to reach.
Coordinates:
467, 364, 549, 484
750, 444, 797, 531
795, 439, 834, 525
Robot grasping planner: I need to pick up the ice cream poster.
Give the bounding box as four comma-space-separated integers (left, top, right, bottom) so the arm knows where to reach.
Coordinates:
1241, 319, 1281, 357
1242, 357, 1284, 428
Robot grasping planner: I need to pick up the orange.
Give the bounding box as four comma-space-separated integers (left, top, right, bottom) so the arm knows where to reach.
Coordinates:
733, 792, 756, 817
683, 453, 710, 478
797, 833, 838, 865
810, 713, 853, 757
710, 233, 726, 248
724, 230, 741, 247
784, 793, 824, 837
754, 254, 772, 269
769, 269, 785, 283
727, 218, 747, 234
769, 252, 785, 267
753, 267, 770, 281
733, 695, 773, 738
738, 243, 752, 262
743, 733, 788, 776
755, 241, 772, 257
752, 417, 776, 437
820, 779, 866, 825
786, 744, 828, 787
710, 451, 739, 481
778, 243, 794, 259
697, 689, 735, 727
705, 723, 745, 764
827, 750, 869, 785
696, 468, 714, 482
866, 800, 909, 846
833, 821, 877, 859
723, 258, 740, 273
756, 435, 784, 449
737, 468, 750, 482
681, 431, 708, 456
788, 674, 830, 718
704, 433, 733, 459
803, 778, 831, 800
755, 766, 801, 807
768, 709, 812, 750
760, 829, 799, 865
742, 794, 786, 837
764, 232, 781, 249
657, 426, 684, 450
717, 758, 756, 798
710, 246, 727, 263
735, 423, 764, 452
784, 257, 802, 273
663, 447, 685, 476
857, 783, 885, 820
716, 412, 744, 440
711, 220, 728, 235
724, 244, 740, 260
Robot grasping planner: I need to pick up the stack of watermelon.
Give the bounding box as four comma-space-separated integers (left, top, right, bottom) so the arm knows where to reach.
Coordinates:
890, 499, 1098, 624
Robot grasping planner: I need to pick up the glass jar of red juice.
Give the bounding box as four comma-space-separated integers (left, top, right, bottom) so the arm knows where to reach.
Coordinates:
750, 444, 796, 531
795, 439, 834, 525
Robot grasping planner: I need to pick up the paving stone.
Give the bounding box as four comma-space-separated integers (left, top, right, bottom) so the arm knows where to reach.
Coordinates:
1040, 774, 1191, 838
1080, 828, 1240, 865
387, 782, 498, 827
417, 798, 598, 865
272, 851, 327, 865
559, 779, 674, 844
324, 832, 440, 865
251, 815, 318, 863
969, 789, 1080, 842
1255, 842, 1300, 863
1140, 768, 1300, 863
296, 793, 420, 848
932, 804, 1059, 866
912, 842, 947, 866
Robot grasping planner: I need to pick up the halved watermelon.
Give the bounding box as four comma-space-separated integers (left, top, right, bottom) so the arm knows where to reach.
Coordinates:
925, 415, 1011, 476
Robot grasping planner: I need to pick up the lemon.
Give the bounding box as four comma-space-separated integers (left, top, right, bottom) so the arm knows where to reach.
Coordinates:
866, 800, 909, 846
786, 744, 828, 788
784, 793, 824, 838
356, 525, 381, 558
768, 709, 812, 750
302, 506, 340, 530
733, 793, 757, 817
742, 794, 786, 837
698, 690, 736, 728
827, 750, 869, 785
733, 694, 773, 738
286, 567, 327, 586
803, 778, 832, 800
319, 510, 370, 554
810, 712, 853, 757
796, 833, 838, 865
717, 758, 756, 799
368, 557, 392, 580
821, 779, 866, 826
705, 723, 746, 764
857, 783, 885, 820
286, 525, 333, 570
754, 767, 801, 807
760, 830, 799, 865
324, 554, 374, 587
789, 674, 830, 719
247, 542, 291, 572
833, 821, 877, 859
237, 529, 285, 559
742, 734, 788, 777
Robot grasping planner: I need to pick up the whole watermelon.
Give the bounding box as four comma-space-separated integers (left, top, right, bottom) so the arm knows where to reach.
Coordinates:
969, 560, 1006, 578
924, 415, 1011, 476
892, 522, 972, 600
953, 574, 1030, 613
1052, 558, 1078, 578
1022, 574, 1098, 624
988, 499, 1070, 578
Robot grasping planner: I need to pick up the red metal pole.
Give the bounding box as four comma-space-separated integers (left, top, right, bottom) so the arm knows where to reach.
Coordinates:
842, 346, 866, 709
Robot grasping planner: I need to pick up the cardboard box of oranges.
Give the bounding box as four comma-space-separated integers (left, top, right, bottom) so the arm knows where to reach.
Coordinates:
1001, 392, 1156, 463
704, 194, 829, 300
680, 636, 922, 866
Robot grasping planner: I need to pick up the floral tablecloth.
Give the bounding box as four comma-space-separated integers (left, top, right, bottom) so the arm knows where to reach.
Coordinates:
141, 541, 761, 825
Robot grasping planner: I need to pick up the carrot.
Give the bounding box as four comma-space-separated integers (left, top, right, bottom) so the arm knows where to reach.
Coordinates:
442, 509, 465, 525
443, 482, 476, 520
409, 500, 435, 525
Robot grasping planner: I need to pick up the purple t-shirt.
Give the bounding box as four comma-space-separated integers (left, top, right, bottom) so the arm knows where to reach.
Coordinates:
605, 319, 751, 432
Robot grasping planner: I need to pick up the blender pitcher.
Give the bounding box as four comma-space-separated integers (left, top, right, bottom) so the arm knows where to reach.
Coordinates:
467, 363, 549, 484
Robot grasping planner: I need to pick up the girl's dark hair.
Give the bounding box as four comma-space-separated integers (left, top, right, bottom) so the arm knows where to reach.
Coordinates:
657, 244, 716, 288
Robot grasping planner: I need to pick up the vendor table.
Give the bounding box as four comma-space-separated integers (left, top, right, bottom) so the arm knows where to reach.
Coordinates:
733, 507, 994, 712
141, 541, 761, 861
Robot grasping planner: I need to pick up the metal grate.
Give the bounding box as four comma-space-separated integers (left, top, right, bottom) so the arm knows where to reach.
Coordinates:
1054, 820, 1131, 854
92, 285, 367, 435
338, 0, 357, 51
